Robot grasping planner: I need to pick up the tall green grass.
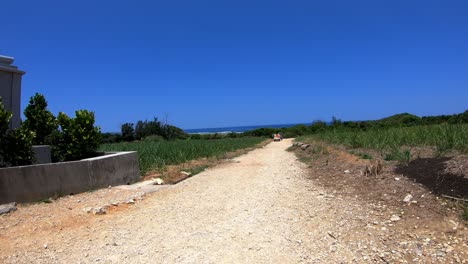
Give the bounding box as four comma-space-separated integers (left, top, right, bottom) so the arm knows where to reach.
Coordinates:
99, 137, 264, 175
298, 124, 468, 155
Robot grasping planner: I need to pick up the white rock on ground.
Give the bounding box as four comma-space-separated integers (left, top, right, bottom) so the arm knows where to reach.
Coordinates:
154, 178, 165, 185
403, 194, 413, 203
0, 202, 16, 215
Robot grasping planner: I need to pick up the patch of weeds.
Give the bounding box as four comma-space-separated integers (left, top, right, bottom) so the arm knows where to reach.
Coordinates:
298, 156, 312, 164
187, 165, 209, 176
311, 144, 328, 155
349, 150, 372, 159
462, 204, 468, 221
286, 146, 296, 152
358, 153, 373, 159
384, 148, 411, 164
39, 198, 52, 204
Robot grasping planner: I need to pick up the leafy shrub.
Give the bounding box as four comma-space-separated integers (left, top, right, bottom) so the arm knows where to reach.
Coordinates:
0, 98, 35, 167
161, 125, 188, 140
0, 99, 12, 135
135, 118, 162, 140
23, 93, 57, 145
1, 126, 35, 166
54, 110, 101, 161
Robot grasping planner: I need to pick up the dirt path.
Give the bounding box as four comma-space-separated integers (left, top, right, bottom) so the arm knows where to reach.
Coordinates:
1, 139, 466, 263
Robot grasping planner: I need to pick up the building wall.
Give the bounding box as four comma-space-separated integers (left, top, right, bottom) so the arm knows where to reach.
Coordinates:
0, 57, 24, 129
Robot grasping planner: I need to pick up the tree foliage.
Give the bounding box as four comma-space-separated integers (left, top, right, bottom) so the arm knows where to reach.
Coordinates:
53, 110, 101, 161
121, 123, 135, 141
23, 93, 57, 145
0, 98, 34, 167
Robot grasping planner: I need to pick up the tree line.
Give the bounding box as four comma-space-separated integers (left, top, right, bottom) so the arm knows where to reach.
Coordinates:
101, 118, 188, 143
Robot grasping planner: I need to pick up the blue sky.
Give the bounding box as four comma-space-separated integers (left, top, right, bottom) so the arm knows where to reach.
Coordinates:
3, 0, 468, 132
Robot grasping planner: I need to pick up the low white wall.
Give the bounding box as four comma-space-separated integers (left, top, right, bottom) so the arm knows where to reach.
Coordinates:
0, 152, 140, 203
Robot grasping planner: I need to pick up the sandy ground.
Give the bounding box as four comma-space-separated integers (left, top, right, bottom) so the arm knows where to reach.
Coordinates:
0, 139, 466, 263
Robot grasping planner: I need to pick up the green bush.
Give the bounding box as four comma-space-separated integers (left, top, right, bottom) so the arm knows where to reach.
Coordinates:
0, 100, 12, 135
1, 126, 35, 166
23, 93, 57, 145
54, 110, 101, 161
0, 98, 35, 167
161, 125, 188, 140
135, 118, 162, 140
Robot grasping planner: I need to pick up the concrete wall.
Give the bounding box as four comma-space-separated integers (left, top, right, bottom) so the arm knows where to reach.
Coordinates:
0, 55, 24, 130
0, 152, 140, 204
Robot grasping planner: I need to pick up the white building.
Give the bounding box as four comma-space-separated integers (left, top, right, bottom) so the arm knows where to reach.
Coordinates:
0, 55, 25, 129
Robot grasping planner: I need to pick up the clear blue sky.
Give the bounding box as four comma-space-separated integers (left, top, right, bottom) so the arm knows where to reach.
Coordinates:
3, 0, 468, 132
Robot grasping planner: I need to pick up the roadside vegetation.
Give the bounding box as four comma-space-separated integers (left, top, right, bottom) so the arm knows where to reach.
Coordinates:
244, 111, 468, 139
290, 112, 468, 221
299, 123, 468, 156
99, 137, 264, 175
99, 110, 467, 175
0, 93, 100, 167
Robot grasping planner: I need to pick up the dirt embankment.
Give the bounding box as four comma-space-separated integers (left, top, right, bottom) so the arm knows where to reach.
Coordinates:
292, 141, 467, 263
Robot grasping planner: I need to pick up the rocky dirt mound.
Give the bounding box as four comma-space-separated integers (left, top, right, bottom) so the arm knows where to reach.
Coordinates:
292, 142, 467, 263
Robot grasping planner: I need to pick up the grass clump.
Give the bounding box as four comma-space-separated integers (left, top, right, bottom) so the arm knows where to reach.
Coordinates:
186, 165, 209, 176
463, 205, 468, 221
349, 150, 373, 160
298, 156, 313, 164
384, 148, 411, 164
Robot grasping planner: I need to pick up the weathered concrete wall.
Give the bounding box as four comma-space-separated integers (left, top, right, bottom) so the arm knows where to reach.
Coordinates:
0, 55, 24, 129
0, 152, 140, 204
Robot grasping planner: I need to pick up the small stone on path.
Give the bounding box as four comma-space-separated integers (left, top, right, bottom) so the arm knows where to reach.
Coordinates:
0, 202, 17, 215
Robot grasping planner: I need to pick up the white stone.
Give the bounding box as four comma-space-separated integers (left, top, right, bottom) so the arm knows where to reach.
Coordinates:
83, 207, 93, 214
0, 202, 17, 215
93, 207, 106, 215
154, 178, 165, 185
403, 194, 413, 203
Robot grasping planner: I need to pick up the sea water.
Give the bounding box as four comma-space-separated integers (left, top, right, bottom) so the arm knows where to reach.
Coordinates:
184, 123, 309, 134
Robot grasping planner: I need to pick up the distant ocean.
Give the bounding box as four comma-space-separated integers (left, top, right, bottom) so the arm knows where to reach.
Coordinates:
184, 123, 308, 134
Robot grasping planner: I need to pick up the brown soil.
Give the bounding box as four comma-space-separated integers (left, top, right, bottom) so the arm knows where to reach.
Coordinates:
293, 141, 467, 263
